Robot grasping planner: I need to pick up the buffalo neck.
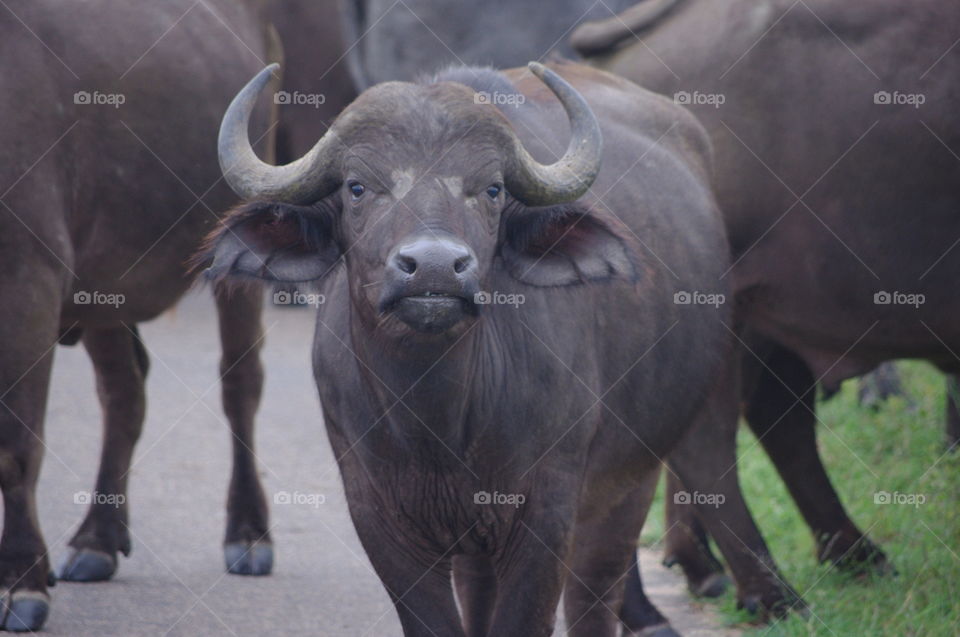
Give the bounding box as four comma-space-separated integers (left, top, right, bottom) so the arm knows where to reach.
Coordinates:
349, 316, 501, 462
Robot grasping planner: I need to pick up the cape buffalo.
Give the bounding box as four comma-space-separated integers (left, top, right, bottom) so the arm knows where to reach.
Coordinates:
573, 0, 960, 612
339, 0, 637, 89
202, 60, 734, 636
0, 0, 277, 629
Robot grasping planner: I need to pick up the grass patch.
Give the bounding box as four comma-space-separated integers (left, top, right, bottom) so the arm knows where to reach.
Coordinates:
640, 361, 960, 636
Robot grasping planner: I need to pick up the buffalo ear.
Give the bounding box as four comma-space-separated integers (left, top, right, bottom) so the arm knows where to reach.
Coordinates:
196, 201, 340, 282
500, 204, 637, 286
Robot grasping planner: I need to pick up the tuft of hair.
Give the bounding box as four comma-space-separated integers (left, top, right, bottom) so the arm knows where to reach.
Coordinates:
422, 65, 520, 100
187, 200, 333, 281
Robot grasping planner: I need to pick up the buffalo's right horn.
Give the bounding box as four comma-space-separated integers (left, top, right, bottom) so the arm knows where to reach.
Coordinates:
218, 64, 341, 203
501, 62, 603, 206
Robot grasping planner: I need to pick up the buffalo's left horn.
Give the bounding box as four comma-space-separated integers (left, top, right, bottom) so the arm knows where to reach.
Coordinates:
502, 62, 603, 206
218, 64, 341, 202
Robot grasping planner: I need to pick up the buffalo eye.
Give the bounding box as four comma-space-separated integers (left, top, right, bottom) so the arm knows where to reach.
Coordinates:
485, 184, 502, 199
348, 181, 366, 199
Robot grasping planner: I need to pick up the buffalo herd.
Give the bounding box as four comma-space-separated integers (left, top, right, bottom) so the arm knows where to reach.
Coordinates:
0, 0, 955, 634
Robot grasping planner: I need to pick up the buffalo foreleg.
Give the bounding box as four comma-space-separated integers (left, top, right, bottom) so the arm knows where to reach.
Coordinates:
0, 268, 63, 630
215, 282, 271, 575
453, 554, 497, 637
353, 508, 465, 637
566, 470, 679, 637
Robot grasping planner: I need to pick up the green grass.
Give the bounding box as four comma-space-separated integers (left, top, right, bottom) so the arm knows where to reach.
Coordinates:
640, 361, 960, 636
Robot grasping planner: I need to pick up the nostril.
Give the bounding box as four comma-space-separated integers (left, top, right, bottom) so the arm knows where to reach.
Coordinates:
454, 254, 473, 274
396, 254, 417, 274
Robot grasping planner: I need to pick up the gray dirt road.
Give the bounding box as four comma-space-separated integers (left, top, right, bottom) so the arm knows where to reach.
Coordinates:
36, 289, 738, 636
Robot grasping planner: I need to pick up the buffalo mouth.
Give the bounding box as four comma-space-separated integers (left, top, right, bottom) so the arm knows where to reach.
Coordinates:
390, 292, 476, 334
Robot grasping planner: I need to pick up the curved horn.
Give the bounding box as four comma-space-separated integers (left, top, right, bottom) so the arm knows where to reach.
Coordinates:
218, 64, 341, 202
569, 0, 682, 56
504, 62, 603, 206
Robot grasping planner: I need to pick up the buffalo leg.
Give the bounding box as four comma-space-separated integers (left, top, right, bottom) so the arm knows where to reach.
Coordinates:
385, 559, 462, 637
945, 375, 960, 451
57, 325, 148, 582
744, 344, 888, 572
215, 283, 271, 575
453, 554, 497, 637
566, 470, 679, 637
663, 471, 729, 598
354, 514, 465, 637
0, 269, 64, 631
620, 557, 680, 637
667, 353, 802, 617
489, 520, 570, 637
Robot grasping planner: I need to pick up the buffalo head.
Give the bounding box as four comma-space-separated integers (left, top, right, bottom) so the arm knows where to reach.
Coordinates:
204, 63, 634, 335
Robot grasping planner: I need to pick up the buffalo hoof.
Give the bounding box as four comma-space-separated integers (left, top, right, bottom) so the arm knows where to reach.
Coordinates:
631, 623, 682, 637
224, 541, 273, 576
852, 558, 897, 578
1, 591, 50, 632
822, 538, 894, 577
55, 547, 117, 582
692, 573, 730, 598
738, 594, 761, 616
737, 589, 807, 621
